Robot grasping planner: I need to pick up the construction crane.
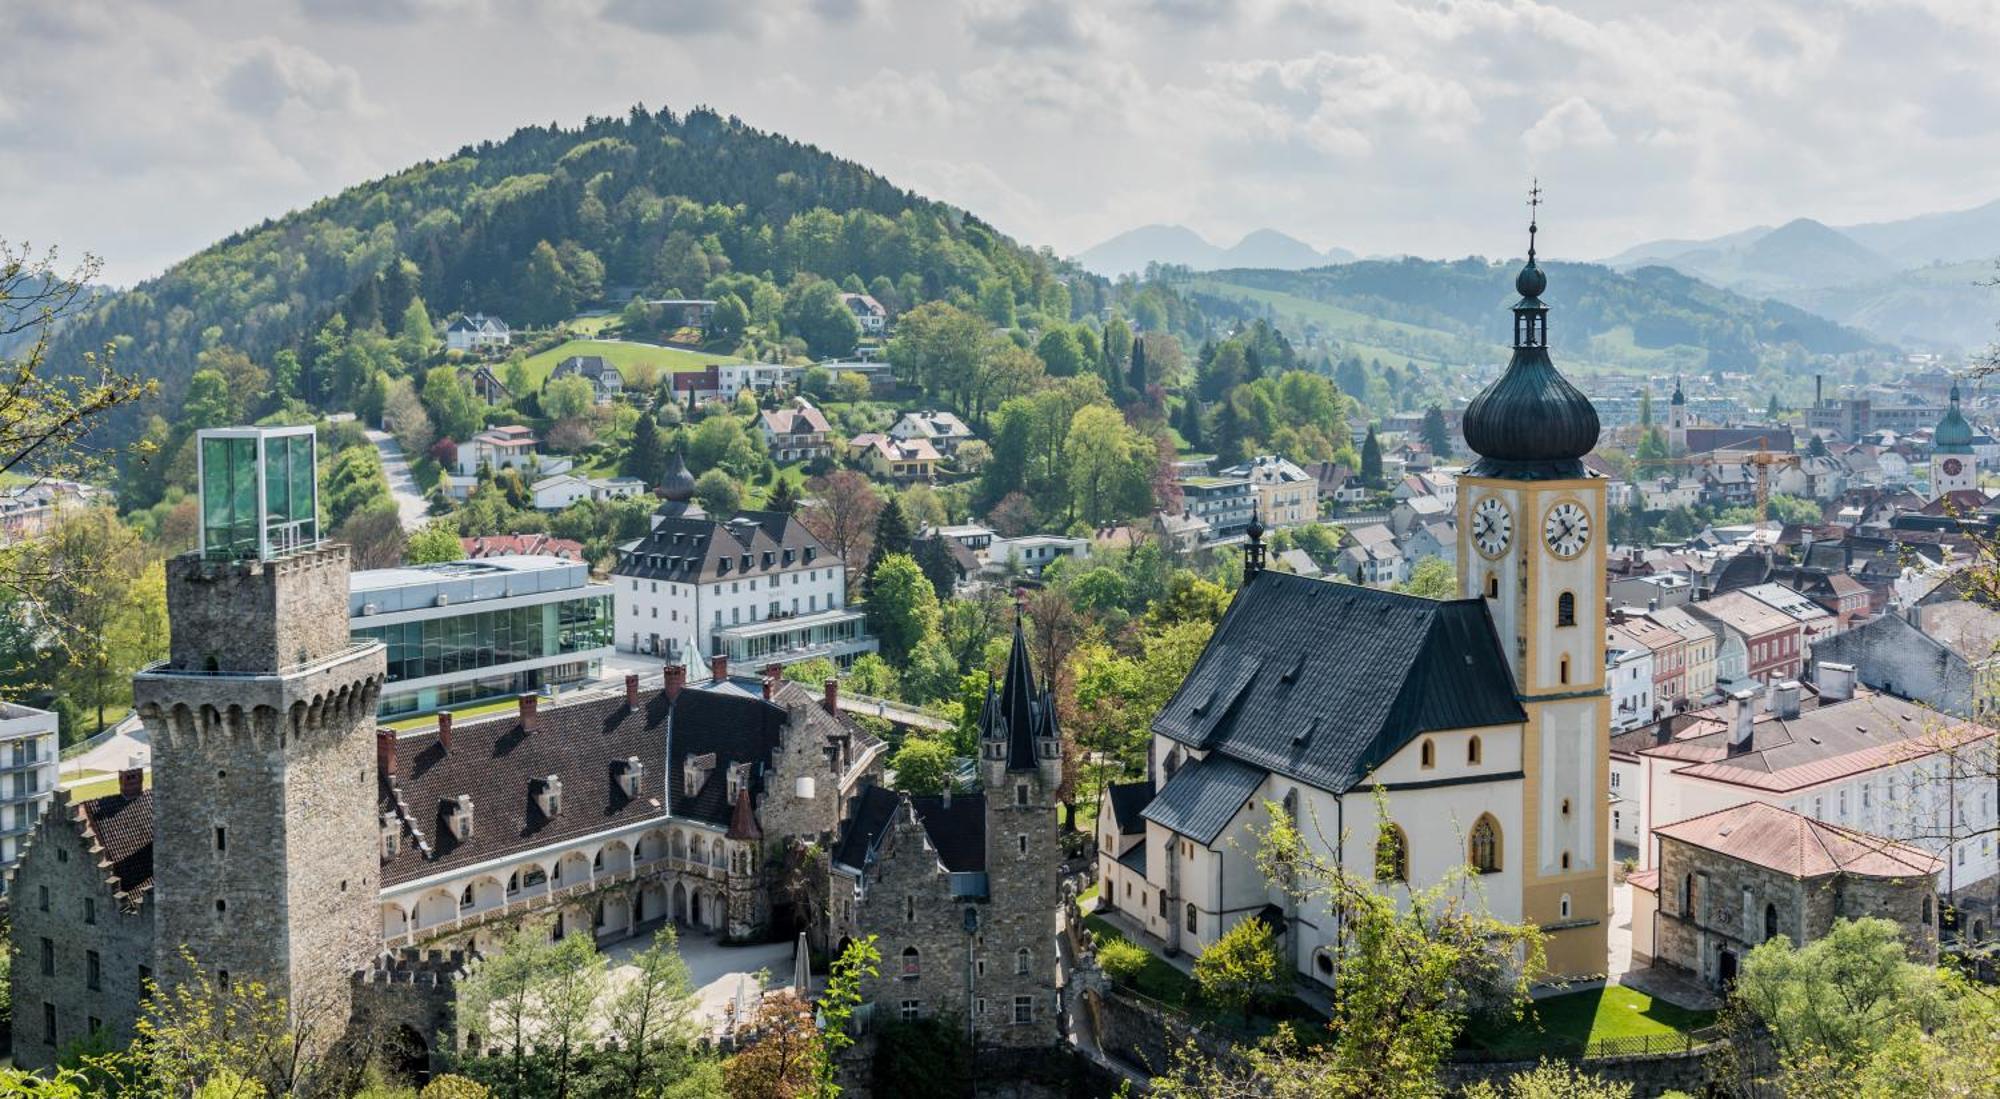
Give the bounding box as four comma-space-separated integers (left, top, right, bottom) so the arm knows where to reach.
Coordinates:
1636, 436, 1801, 521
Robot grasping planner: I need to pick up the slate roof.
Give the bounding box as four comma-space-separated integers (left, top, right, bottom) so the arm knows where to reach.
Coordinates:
77, 789, 155, 899
829, 787, 987, 875
1152, 571, 1525, 793
1141, 755, 1264, 844
378, 678, 868, 886
1655, 801, 1941, 879
615, 508, 833, 585
1105, 780, 1156, 836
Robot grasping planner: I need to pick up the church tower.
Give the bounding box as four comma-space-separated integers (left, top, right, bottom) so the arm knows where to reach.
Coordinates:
1667, 375, 1689, 455
133, 427, 386, 1035
977, 607, 1062, 1045
1930, 382, 1976, 497
1455, 196, 1610, 979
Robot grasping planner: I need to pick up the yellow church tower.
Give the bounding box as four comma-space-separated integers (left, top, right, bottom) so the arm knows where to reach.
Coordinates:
1455, 192, 1610, 979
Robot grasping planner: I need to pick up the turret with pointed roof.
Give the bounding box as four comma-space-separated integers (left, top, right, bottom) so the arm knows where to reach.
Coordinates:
984, 605, 1060, 775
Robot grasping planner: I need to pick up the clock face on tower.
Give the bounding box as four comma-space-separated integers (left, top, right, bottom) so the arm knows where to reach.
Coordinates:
1944, 457, 1964, 477
1543, 501, 1590, 559
1472, 497, 1512, 558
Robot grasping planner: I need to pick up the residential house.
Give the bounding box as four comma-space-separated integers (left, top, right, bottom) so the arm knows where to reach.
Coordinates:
1220, 455, 1318, 528
550, 355, 623, 403
1810, 600, 2000, 719
1307, 462, 1368, 509
1337, 524, 1404, 586
839, 293, 888, 334
1687, 590, 1804, 687
848, 434, 941, 483
1154, 511, 1210, 555
1631, 803, 1940, 987
719, 363, 804, 400
1399, 518, 1457, 571
444, 312, 510, 353
648, 299, 716, 331
1606, 628, 1657, 731
1649, 606, 1719, 704
758, 398, 834, 464
530, 474, 646, 512
461, 534, 586, 562
1390, 494, 1452, 537
458, 363, 513, 406
1177, 477, 1255, 539
1613, 613, 1688, 713
672, 366, 723, 404
1275, 548, 1322, 577
1610, 572, 1694, 611
889, 410, 974, 458
1741, 582, 1839, 645
984, 535, 1089, 579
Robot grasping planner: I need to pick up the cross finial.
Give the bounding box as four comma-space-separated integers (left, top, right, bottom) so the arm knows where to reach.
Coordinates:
1527, 178, 1541, 262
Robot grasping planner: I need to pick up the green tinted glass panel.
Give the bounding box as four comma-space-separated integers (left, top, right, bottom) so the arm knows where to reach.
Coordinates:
289, 435, 316, 541
202, 437, 261, 558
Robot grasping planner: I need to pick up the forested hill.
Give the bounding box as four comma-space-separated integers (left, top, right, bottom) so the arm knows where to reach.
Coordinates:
1200, 257, 1885, 372
50, 104, 1090, 450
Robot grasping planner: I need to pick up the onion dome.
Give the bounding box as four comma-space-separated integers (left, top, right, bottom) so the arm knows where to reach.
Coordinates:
1670, 375, 1686, 407
660, 445, 696, 501
1934, 383, 1974, 454
1463, 198, 1600, 480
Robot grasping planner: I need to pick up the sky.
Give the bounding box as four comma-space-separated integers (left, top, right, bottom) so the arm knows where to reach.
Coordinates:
9, 0, 2000, 286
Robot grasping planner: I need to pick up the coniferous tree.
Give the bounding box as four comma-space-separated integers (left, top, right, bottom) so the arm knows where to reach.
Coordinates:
1419, 405, 1451, 458
626, 405, 665, 485
1128, 336, 1148, 397
1179, 397, 1204, 452
1638, 389, 1654, 428
865, 496, 914, 586
765, 477, 801, 514
1360, 424, 1383, 488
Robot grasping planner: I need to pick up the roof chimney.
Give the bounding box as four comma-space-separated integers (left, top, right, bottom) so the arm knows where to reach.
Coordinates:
711, 653, 728, 683
762, 673, 775, 701
823, 678, 839, 715
1729, 689, 1756, 754
665, 663, 686, 702
1818, 661, 1857, 702
377, 731, 397, 778
437, 710, 453, 751
1774, 679, 1802, 720
518, 693, 538, 732
118, 768, 144, 799
625, 673, 640, 707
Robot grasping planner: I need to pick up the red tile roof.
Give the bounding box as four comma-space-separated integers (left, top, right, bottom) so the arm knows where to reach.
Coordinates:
75, 789, 155, 902
461, 534, 586, 561
1654, 801, 1941, 879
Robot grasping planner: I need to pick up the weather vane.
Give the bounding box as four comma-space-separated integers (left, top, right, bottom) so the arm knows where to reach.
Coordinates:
1527, 178, 1542, 262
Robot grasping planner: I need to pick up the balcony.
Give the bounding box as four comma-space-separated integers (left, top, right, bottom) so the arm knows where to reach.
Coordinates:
381, 854, 727, 949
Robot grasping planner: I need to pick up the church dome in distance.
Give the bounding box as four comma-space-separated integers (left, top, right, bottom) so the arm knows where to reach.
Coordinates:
1515, 258, 1547, 299
1934, 383, 1974, 454
1670, 375, 1686, 406
660, 445, 697, 501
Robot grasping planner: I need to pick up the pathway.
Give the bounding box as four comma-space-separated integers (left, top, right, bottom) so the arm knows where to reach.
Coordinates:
365, 429, 430, 533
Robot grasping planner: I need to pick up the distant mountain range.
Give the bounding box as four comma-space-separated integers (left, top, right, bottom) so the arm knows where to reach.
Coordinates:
1604, 200, 2000, 349
1077, 225, 1354, 277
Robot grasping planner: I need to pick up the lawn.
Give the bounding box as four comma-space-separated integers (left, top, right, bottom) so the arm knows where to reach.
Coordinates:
1457, 985, 1716, 1059
516, 339, 745, 389
565, 313, 619, 337
62, 769, 151, 802
383, 695, 527, 732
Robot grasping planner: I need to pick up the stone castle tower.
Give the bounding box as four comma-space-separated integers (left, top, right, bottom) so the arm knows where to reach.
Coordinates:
132, 426, 385, 1031
976, 610, 1063, 1046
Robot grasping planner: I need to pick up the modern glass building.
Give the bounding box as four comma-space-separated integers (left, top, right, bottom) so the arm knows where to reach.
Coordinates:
350, 556, 613, 717
198, 425, 319, 560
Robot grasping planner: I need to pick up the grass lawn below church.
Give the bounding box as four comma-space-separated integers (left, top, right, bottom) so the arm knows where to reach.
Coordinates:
1457, 985, 1716, 1058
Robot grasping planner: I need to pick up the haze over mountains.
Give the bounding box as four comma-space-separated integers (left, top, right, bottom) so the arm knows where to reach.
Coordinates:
1602, 200, 2000, 350
1078, 225, 1354, 277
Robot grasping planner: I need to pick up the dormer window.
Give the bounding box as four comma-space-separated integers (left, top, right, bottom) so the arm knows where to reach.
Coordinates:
683, 752, 716, 797
380, 813, 401, 859
618, 756, 645, 798
718, 558, 731, 576
741, 554, 752, 571
445, 795, 474, 841
726, 762, 752, 805
804, 547, 816, 564
536, 775, 563, 817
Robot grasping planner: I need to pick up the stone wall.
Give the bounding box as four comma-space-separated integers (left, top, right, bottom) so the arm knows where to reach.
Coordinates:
1810, 615, 1968, 716
851, 804, 980, 1025
165, 547, 355, 674
348, 948, 465, 1077
1654, 835, 1938, 983
1441, 1045, 1718, 1098
6, 799, 155, 1070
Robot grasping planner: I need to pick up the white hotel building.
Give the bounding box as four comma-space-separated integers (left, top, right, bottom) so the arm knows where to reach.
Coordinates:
611, 452, 874, 668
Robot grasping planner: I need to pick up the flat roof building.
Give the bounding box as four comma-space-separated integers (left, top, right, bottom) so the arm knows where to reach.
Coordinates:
349, 555, 613, 718
0, 703, 57, 891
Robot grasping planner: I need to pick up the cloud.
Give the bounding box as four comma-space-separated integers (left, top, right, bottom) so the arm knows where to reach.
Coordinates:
598, 0, 760, 36
1524, 97, 1615, 153
962, 0, 1101, 51
216, 39, 366, 119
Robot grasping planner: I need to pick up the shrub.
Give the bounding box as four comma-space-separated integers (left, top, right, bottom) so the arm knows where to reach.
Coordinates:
1097, 938, 1151, 988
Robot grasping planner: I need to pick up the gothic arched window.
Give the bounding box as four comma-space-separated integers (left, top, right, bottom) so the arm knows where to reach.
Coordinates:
1376, 825, 1409, 883
1467, 736, 1482, 765
901, 946, 920, 978
1420, 739, 1436, 769
1185, 903, 1198, 934
1470, 815, 1501, 874
1764, 903, 1779, 942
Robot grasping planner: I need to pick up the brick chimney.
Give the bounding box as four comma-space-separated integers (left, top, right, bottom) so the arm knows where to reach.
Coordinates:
118, 768, 144, 799
437, 711, 453, 751
711, 654, 728, 683
519, 693, 539, 732
625, 673, 640, 707
664, 663, 686, 702
823, 678, 839, 715
762, 674, 776, 701
376, 731, 398, 779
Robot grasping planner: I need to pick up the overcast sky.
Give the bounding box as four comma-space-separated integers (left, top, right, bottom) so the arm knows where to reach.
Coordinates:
9, 0, 2000, 286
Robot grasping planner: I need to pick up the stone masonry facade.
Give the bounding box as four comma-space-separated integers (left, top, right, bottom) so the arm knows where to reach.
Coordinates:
1652, 836, 1938, 987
